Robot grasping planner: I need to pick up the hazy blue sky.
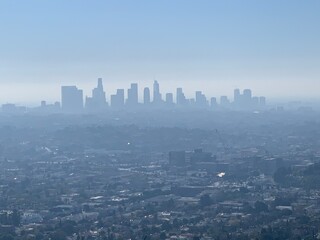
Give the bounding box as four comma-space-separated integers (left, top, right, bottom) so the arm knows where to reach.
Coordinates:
0, 0, 319, 104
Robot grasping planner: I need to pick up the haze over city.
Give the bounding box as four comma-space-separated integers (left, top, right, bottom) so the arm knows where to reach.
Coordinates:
0, 0, 320, 104
2, 1, 320, 240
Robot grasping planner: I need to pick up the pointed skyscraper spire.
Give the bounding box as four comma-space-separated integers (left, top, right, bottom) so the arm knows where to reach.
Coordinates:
97, 78, 103, 90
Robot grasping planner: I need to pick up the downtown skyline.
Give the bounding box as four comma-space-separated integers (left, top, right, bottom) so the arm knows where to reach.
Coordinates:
1, 78, 268, 113
0, 78, 306, 106
0, 76, 317, 107
60, 78, 266, 113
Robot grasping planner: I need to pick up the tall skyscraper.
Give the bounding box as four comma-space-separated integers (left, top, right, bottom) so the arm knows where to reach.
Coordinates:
243, 89, 252, 99
117, 89, 125, 106
234, 88, 241, 105
61, 86, 83, 113
220, 96, 230, 107
195, 91, 207, 107
165, 93, 174, 105
259, 96, 266, 107
176, 88, 187, 106
153, 80, 162, 104
144, 87, 151, 105
243, 89, 252, 108
85, 78, 107, 111
210, 97, 217, 108
110, 89, 125, 108
127, 83, 138, 107
93, 78, 107, 104
252, 96, 259, 107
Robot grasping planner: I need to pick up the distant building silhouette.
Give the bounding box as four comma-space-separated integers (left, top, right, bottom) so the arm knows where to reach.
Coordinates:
232, 88, 267, 110
176, 88, 187, 106
234, 88, 240, 102
210, 97, 217, 108
144, 87, 151, 105
2, 104, 26, 114
39, 101, 60, 113
195, 91, 207, 107
153, 80, 162, 105
220, 96, 230, 107
233, 88, 241, 108
111, 89, 125, 108
260, 96, 266, 107
126, 83, 138, 107
252, 96, 259, 107
165, 93, 174, 105
85, 78, 107, 112
243, 89, 252, 107
61, 86, 83, 113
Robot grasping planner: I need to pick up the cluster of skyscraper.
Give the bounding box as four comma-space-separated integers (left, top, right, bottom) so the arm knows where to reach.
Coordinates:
59, 78, 266, 113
